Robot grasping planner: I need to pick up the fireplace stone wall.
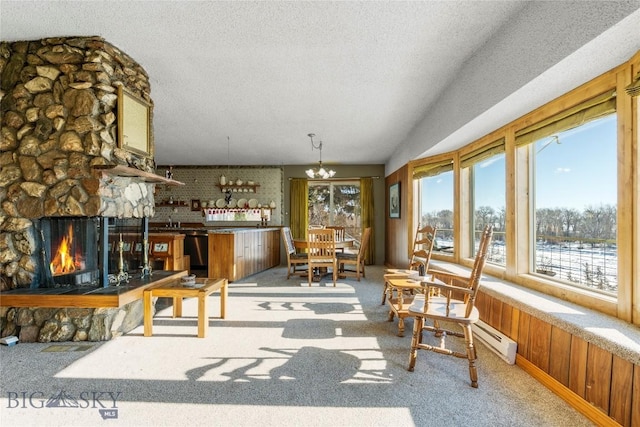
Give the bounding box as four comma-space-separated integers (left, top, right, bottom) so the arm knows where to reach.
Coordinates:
0, 302, 145, 342
1, 36, 159, 342
1, 36, 156, 291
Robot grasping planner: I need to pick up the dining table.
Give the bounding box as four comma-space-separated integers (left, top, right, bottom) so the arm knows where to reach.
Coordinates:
293, 237, 355, 281
293, 237, 355, 251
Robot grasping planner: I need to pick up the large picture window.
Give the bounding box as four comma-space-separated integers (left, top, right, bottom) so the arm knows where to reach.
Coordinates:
308, 181, 361, 242
415, 161, 454, 255
405, 58, 638, 321
465, 145, 506, 266
531, 114, 618, 295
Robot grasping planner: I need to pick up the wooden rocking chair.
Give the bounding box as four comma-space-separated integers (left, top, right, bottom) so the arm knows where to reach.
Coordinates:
406, 225, 493, 388
382, 224, 438, 305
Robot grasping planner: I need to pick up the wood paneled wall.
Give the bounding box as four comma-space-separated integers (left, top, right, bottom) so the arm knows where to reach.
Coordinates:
477, 291, 640, 427
385, 165, 411, 268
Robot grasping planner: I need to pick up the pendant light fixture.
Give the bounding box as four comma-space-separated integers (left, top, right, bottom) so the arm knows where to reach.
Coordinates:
223, 136, 232, 204
305, 133, 336, 179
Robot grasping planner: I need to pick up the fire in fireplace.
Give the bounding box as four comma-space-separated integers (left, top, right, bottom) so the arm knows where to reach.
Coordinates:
39, 217, 100, 288
49, 224, 84, 275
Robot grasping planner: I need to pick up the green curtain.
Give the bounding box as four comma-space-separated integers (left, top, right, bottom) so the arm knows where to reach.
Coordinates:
289, 179, 308, 239
360, 177, 375, 265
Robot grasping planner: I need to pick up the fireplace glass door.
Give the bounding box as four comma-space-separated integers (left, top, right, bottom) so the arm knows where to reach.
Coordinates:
106, 218, 147, 281
40, 217, 99, 287
39, 217, 148, 288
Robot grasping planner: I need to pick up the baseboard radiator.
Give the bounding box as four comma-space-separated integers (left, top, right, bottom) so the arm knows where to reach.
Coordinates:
472, 320, 517, 364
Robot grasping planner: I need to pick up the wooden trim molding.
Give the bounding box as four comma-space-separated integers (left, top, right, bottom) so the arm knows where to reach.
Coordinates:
516, 355, 621, 427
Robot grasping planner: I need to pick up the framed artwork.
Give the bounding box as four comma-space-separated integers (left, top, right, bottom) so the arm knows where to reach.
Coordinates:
117, 85, 152, 157
389, 182, 400, 218
191, 199, 201, 211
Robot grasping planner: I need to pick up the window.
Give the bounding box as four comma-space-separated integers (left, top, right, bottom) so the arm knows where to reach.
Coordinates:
416, 161, 454, 255
531, 114, 618, 295
405, 58, 638, 320
308, 181, 361, 242
466, 147, 506, 266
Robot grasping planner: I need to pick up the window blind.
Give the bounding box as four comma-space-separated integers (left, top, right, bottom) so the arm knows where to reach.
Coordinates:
515, 90, 616, 147
460, 137, 505, 169
412, 159, 454, 180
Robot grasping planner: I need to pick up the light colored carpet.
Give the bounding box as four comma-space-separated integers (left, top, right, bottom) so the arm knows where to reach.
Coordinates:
0, 266, 592, 426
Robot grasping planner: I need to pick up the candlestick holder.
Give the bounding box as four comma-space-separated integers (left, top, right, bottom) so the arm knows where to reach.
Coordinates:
114, 234, 129, 285
140, 239, 152, 278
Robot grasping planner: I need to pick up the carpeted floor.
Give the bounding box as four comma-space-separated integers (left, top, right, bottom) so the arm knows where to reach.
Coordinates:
0, 265, 593, 426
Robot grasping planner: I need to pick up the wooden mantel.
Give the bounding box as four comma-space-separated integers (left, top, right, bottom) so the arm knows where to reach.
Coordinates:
92, 164, 185, 186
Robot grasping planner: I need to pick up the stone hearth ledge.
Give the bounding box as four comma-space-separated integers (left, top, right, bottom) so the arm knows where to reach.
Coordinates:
0, 271, 188, 342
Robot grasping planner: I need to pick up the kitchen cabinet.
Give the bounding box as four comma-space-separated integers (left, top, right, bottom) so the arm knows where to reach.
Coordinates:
207, 228, 280, 281
149, 233, 186, 272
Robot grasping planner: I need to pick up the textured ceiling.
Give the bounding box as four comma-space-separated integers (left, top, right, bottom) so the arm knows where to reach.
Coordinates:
1, 1, 639, 172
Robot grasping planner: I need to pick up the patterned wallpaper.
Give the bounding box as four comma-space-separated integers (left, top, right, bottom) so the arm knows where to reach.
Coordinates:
153, 166, 283, 226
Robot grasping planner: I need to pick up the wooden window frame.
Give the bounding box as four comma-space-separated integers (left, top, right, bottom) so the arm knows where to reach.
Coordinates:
406, 51, 640, 324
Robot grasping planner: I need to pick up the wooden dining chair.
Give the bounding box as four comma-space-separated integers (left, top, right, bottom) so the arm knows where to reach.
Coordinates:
326, 225, 346, 253
325, 226, 344, 239
307, 228, 337, 286
382, 224, 437, 305
281, 227, 308, 279
336, 227, 371, 281
406, 225, 493, 388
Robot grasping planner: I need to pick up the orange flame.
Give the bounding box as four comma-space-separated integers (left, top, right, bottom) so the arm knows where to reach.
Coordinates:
49, 225, 80, 275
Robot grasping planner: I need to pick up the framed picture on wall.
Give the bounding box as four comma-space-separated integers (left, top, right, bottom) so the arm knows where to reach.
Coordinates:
117, 85, 152, 158
389, 182, 400, 218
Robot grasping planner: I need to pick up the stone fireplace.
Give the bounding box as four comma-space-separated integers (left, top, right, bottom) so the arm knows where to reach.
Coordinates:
0, 36, 170, 342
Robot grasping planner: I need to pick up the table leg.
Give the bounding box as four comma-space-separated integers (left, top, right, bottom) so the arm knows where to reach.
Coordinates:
143, 290, 153, 337
220, 279, 227, 319
198, 292, 207, 338
173, 296, 183, 318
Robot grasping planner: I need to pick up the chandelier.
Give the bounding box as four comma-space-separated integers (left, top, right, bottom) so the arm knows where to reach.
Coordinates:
305, 133, 336, 179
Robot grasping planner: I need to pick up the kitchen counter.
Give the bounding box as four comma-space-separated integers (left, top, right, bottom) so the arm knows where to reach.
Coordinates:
149, 226, 281, 274
208, 228, 281, 281
149, 226, 280, 233
208, 227, 280, 234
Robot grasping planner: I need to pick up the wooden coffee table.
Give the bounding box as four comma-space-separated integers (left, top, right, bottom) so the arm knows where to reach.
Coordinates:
143, 277, 227, 338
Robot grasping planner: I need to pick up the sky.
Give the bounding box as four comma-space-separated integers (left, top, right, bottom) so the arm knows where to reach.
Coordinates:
534, 114, 616, 211
421, 114, 617, 214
